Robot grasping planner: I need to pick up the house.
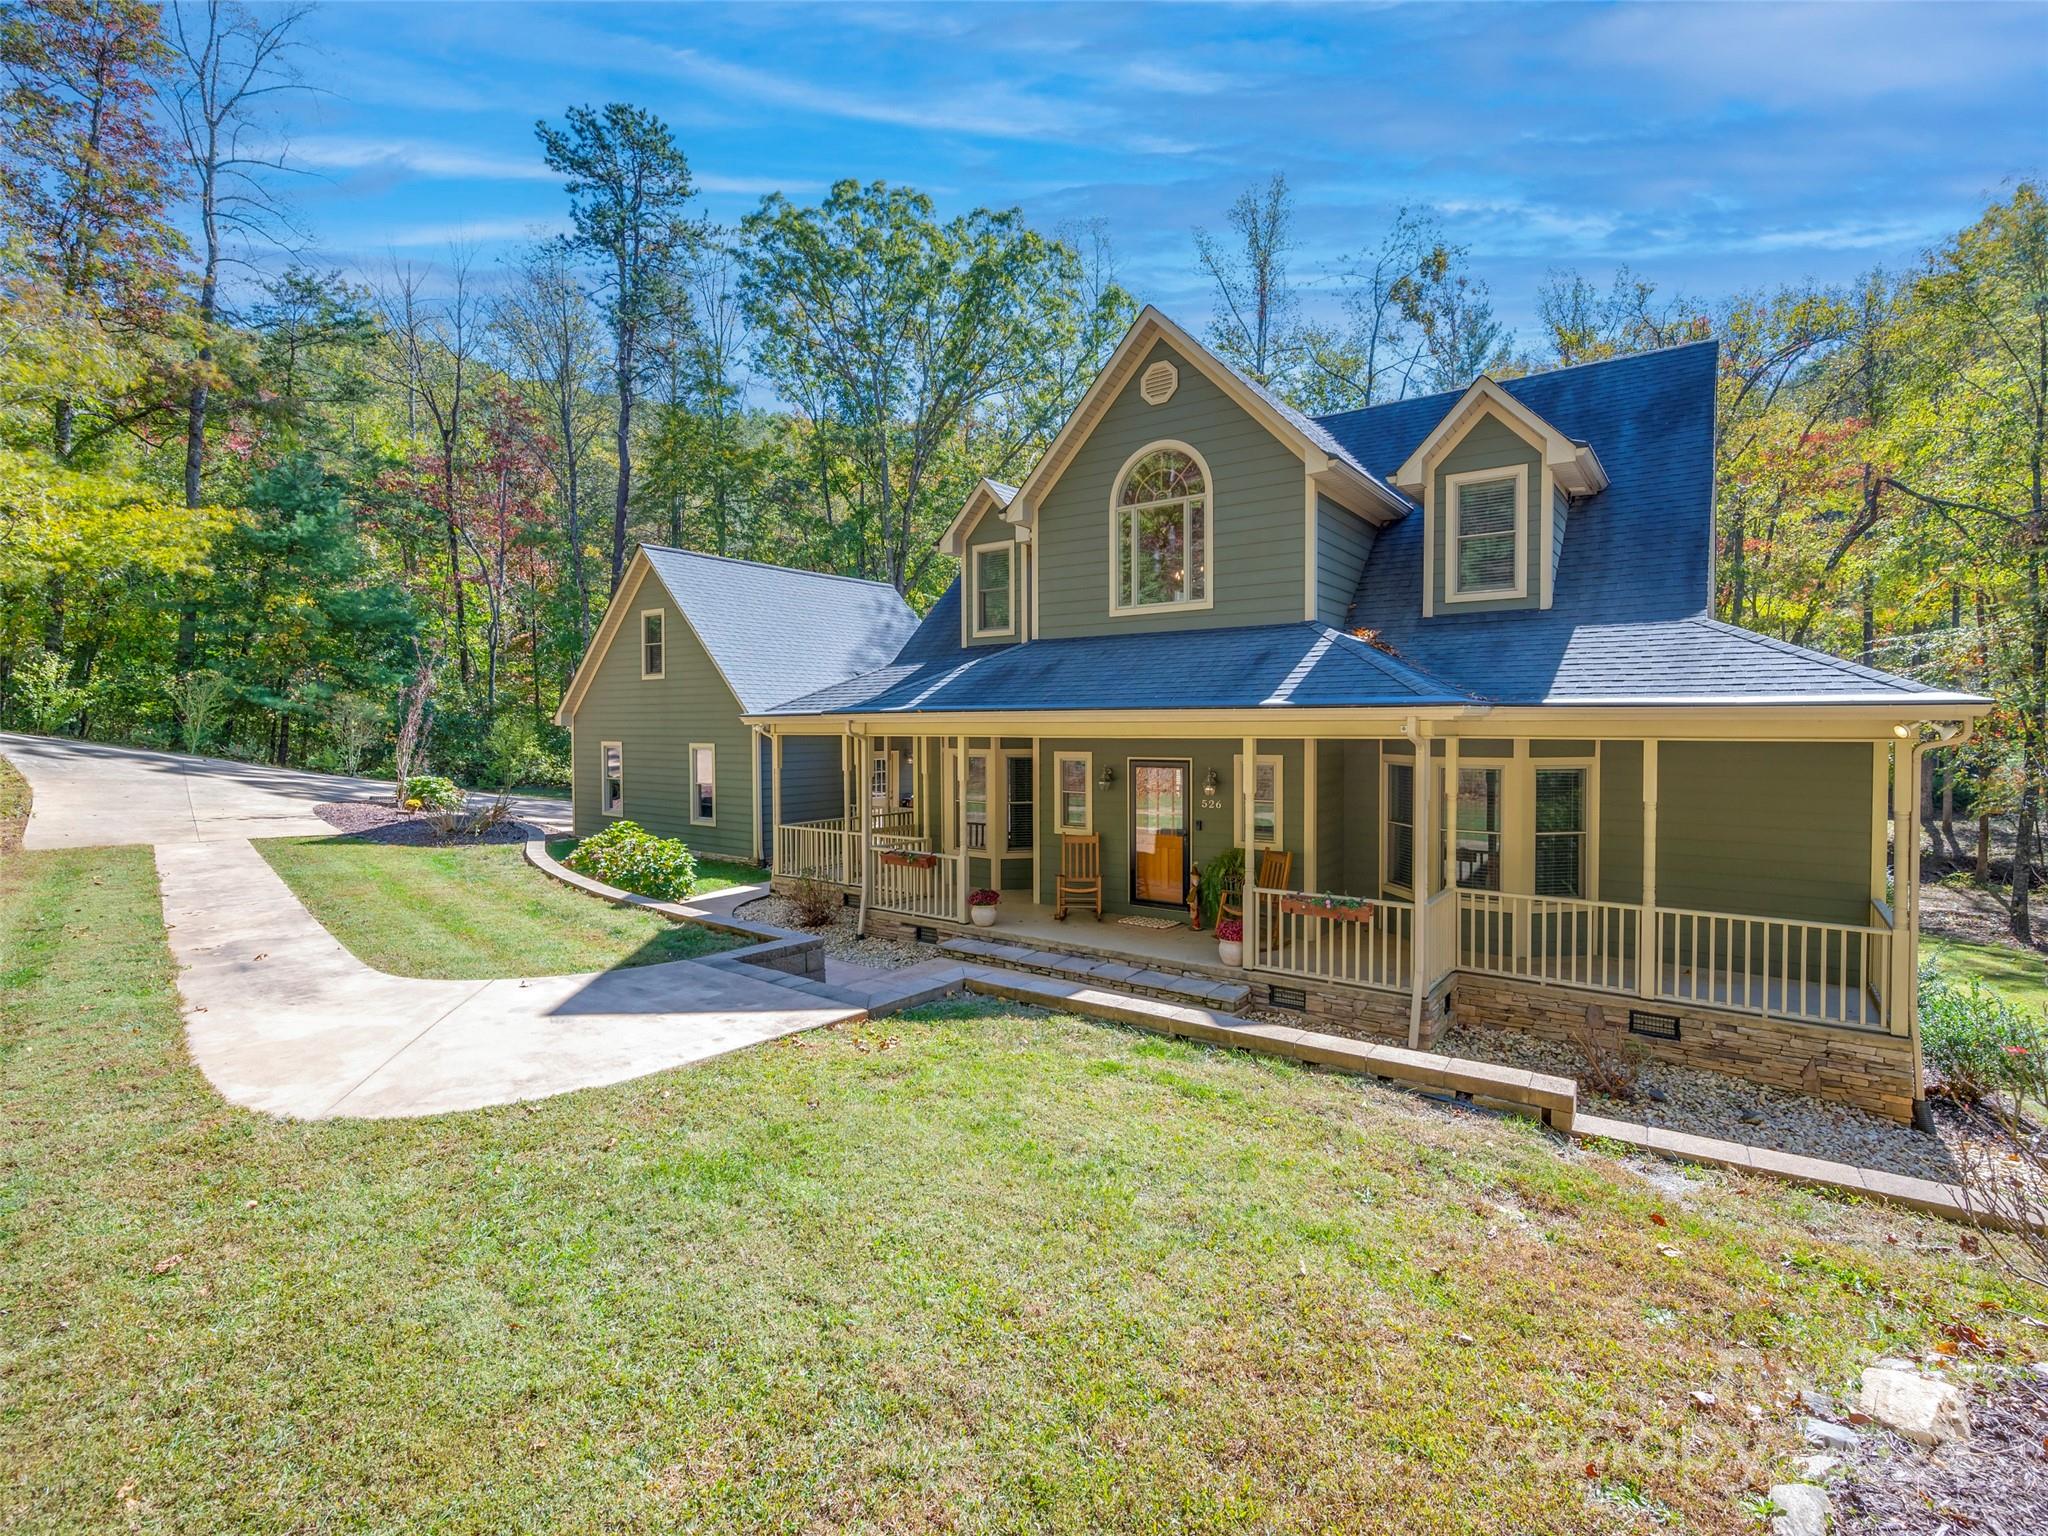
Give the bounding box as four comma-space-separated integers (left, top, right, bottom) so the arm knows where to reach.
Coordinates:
565, 308, 1988, 1125
555, 546, 918, 861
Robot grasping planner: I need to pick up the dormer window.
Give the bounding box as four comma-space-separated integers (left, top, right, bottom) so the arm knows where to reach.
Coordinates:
1445, 466, 1526, 602
971, 544, 1014, 637
1112, 443, 1210, 614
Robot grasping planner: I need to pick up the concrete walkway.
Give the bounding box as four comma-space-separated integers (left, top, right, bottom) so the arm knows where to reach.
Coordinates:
0, 732, 572, 848
158, 839, 857, 1119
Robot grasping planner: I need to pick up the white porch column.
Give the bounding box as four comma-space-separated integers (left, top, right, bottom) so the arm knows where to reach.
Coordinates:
1029, 736, 1041, 907
955, 733, 970, 922
1241, 735, 1259, 957
769, 728, 783, 871
1407, 726, 1434, 1049
1304, 737, 1318, 893
839, 733, 855, 885
1641, 739, 1659, 1000
1444, 735, 1461, 892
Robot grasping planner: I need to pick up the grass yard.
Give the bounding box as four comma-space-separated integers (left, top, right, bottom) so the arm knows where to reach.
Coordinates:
255, 836, 742, 978
3, 845, 2044, 1534
0, 750, 27, 852
545, 835, 766, 897
1924, 933, 2048, 1016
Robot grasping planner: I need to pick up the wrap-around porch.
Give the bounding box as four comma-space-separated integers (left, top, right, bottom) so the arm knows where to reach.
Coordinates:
762, 726, 1911, 1045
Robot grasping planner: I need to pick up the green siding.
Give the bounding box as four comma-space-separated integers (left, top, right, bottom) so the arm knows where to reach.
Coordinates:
1657, 742, 1873, 923
1599, 741, 1644, 904
1430, 412, 1544, 614
1314, 494, 1377, 628
570, 584, 757, 861
962, 503, 1022, 648
1314, 739, 1348, 892
1035, 341, 1309, 638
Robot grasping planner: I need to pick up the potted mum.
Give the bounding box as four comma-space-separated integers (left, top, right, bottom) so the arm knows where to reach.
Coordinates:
968, 888, 1002, 928
1215, 915, 1244, 966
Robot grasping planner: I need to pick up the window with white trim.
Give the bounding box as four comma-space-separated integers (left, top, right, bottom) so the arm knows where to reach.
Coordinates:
1534, 766, 1588, 898
1232, 753, 1282, 848
1112, 445, 1208, 613
689, 742, 715, 825
1446, 467, 1525, 600
601, 741, 624, 816
970, 544, 1014, 637
1383, 759, 1413, 892
1055, 752, 1092, 833
640, 610, 664, 678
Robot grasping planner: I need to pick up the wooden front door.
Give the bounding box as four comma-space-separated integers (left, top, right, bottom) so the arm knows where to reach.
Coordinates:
1130, 760, 1190, 906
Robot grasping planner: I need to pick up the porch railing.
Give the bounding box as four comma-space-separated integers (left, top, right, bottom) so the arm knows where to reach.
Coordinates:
1248, 888, 1413, 993
1458, 891, 1642, 994
872, 807, 917, 833
774, 818, 857, 885
1653, 906, 1893, 1032
868, 846, 962, 923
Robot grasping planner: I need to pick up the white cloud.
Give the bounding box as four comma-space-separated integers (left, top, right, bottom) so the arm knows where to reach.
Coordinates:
378, 215, 568, 248
294, 135, 559, 182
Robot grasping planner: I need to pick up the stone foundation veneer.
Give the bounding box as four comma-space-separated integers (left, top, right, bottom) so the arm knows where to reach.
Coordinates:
1447, 973, 1919, 1124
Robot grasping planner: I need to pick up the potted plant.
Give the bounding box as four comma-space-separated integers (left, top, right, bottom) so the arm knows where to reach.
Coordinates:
968, 888, 1002, 927
1215, 915, 1244, 966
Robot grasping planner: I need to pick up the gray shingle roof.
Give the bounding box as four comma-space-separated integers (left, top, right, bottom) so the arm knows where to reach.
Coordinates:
641, 546, 919, 713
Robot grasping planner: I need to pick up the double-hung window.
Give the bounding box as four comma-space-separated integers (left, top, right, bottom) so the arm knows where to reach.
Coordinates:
1446, 467, 1525, 601
689, 742, 715, 825
640, 611, 664, 678
1382, 760, 1414, 892
1232, 753, 1282, 848
1112, 445, 1209, 613
601, 742, 624, 816
965, 751, 988, 850
1055, 752, 1092, 833
1534, 767, 1588, 898
971, 544, 1014, 637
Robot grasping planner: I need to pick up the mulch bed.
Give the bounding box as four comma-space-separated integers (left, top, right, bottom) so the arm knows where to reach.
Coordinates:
311, 801, 534, 847
1835, 1368, 2048, 1534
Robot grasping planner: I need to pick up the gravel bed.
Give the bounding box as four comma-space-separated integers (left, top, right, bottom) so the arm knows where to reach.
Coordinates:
1438, 1021, 1973, 1183
312, 801, 534, 846
733, 896, 942, 971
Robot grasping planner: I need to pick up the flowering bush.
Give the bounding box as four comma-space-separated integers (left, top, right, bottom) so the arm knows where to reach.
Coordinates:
1215, 917, 1243, 943
564, 820, 697, 902
400, 774, 464, 812
968, 887, 1001, 908
1919, 966, 2048, 1103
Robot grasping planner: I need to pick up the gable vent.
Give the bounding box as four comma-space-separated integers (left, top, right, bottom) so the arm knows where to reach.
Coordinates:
1139, 359, 1179, 406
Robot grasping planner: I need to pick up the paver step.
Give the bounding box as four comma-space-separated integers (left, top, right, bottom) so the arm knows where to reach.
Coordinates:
938, 936, 1251, 1013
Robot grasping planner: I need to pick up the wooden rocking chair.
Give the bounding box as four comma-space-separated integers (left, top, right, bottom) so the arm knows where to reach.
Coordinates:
1217, 849, 1295, 927
1053, 833, 1102, 921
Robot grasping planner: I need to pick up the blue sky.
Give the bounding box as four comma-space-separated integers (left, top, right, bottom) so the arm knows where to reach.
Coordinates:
277, 0, 2045, 340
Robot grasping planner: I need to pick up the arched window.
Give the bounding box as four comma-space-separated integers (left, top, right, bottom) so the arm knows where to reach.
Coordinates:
1112, 444, 1209, 613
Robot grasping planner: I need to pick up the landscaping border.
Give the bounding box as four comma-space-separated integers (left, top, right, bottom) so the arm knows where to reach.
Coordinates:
523, 838, 825, 980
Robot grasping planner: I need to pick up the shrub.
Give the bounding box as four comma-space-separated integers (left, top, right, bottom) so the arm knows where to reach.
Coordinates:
1195, 846, 1245, 926
400, 774, 464, 812
564, 820, 697, 901
968, 887, 1001, 907
788, 875, 838, 928
1919, 966, 2048, 1103
484, 714, 568, 790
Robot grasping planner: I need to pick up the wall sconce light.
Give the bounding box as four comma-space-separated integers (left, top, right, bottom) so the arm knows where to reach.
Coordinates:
1098, 763, 1117, 788
1202, 767, 1220, 795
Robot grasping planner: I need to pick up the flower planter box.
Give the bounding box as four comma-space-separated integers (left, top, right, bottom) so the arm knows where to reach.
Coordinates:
1280, 896, 1375, 924
879, 850, 939, 870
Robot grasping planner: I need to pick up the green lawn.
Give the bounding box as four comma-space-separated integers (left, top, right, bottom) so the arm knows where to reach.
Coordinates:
1924, 933, 2048, 1016
0, 749, 27, 852
3, 845, 2043, 1534
255, 836, 742, 978
545, 835, 766, 897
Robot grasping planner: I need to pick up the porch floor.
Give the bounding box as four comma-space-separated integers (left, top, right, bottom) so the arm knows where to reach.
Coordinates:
954, 899, 1235, 976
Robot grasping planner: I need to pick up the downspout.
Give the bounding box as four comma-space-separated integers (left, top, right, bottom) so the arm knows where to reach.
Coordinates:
1898, 719, 1971, 1125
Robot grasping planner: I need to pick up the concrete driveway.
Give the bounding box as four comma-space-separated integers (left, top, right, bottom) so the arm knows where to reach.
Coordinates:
0, 732, 571, 847
3, 734, 847, 1119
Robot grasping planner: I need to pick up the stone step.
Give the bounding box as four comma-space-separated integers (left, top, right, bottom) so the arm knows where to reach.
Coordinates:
939, 936, 1251, 1013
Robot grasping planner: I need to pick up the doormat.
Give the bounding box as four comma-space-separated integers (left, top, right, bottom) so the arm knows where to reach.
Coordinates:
1116, 914, 1183, 930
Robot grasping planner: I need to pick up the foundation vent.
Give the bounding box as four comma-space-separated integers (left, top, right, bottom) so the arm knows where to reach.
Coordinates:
1628, 1010, 1681, 1042
913, 925, 938, 945
1266, 984, 1309, 1012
